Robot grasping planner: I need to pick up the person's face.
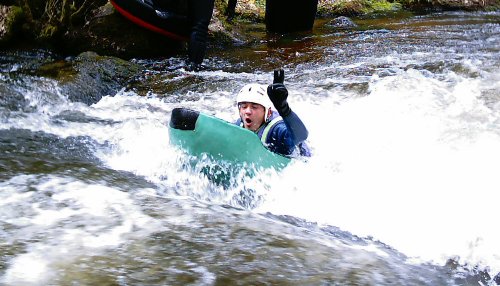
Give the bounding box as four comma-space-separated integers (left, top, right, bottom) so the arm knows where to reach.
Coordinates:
239, 102, 266, 132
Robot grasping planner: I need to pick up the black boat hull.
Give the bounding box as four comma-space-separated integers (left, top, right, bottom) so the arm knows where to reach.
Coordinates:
111, 0, 190, 41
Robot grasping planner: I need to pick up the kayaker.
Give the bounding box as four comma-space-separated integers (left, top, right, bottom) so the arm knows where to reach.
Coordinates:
235, 69, 311, 157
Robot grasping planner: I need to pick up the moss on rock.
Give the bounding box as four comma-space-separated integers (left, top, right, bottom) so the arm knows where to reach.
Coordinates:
0, 5, 24, 44
318, 0, 402, 17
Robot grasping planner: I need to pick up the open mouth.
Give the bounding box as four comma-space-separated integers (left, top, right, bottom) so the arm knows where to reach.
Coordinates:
245, 118, 252, 124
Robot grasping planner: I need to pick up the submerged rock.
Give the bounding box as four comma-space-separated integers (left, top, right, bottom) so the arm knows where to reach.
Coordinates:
31, 51, 142, 105
327, 16, 358, 29
60, 52, 142, 104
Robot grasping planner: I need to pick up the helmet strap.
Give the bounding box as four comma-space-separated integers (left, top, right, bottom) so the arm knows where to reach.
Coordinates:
265, 109, 272, 123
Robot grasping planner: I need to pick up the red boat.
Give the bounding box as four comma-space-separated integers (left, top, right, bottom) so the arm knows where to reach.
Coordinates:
110, 0, 190, 41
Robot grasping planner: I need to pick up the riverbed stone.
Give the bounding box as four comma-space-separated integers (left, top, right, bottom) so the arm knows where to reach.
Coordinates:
327, 16, 358, 28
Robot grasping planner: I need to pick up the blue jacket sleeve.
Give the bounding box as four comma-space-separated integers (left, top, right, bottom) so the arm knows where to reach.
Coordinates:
267, 110, 309, 156
234, 110, 309, 157
282, 110, 309, 145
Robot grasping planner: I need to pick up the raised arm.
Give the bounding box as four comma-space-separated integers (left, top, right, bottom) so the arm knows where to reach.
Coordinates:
267, 69, 309, 144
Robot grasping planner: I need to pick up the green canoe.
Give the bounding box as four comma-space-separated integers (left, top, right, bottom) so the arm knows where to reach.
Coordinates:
168, 107, 291, 172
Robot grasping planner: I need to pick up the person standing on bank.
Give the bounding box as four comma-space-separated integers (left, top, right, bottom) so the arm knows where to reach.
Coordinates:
235, 69, 311, 157
225, 0, 237, 21
186, 0, 215, 69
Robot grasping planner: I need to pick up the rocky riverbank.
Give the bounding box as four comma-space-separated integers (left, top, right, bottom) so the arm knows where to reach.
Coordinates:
1, 0, 498, 60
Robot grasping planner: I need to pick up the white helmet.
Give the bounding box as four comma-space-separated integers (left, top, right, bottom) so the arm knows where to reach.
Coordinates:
236, 83, 273, 121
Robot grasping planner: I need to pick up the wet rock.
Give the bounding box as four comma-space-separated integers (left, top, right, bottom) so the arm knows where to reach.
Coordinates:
33, 51, 143, 105
0, 5, 23, 45
0, 83, 29, 112
67, 52, 142, 104
327, 16, 358, 29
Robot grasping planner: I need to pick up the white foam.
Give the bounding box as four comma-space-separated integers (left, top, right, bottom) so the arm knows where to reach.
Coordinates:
1, 175, 161, 285
257, 68, 500, 274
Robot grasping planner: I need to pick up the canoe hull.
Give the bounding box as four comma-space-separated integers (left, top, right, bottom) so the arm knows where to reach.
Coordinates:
169, 108, 291, 171
110, 0, 190, 41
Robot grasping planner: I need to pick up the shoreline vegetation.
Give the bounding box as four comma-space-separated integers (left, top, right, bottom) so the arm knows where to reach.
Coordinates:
1, 0, 498, 60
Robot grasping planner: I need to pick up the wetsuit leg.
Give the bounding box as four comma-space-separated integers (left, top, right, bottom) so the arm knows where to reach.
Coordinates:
226, 0, 237, 20
187, 0, 215, 65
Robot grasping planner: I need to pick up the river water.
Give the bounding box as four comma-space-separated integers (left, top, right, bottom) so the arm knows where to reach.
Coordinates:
1, 11, 499, 285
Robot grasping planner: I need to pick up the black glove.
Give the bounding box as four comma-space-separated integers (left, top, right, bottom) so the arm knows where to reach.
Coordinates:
267, 69, 291, 117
